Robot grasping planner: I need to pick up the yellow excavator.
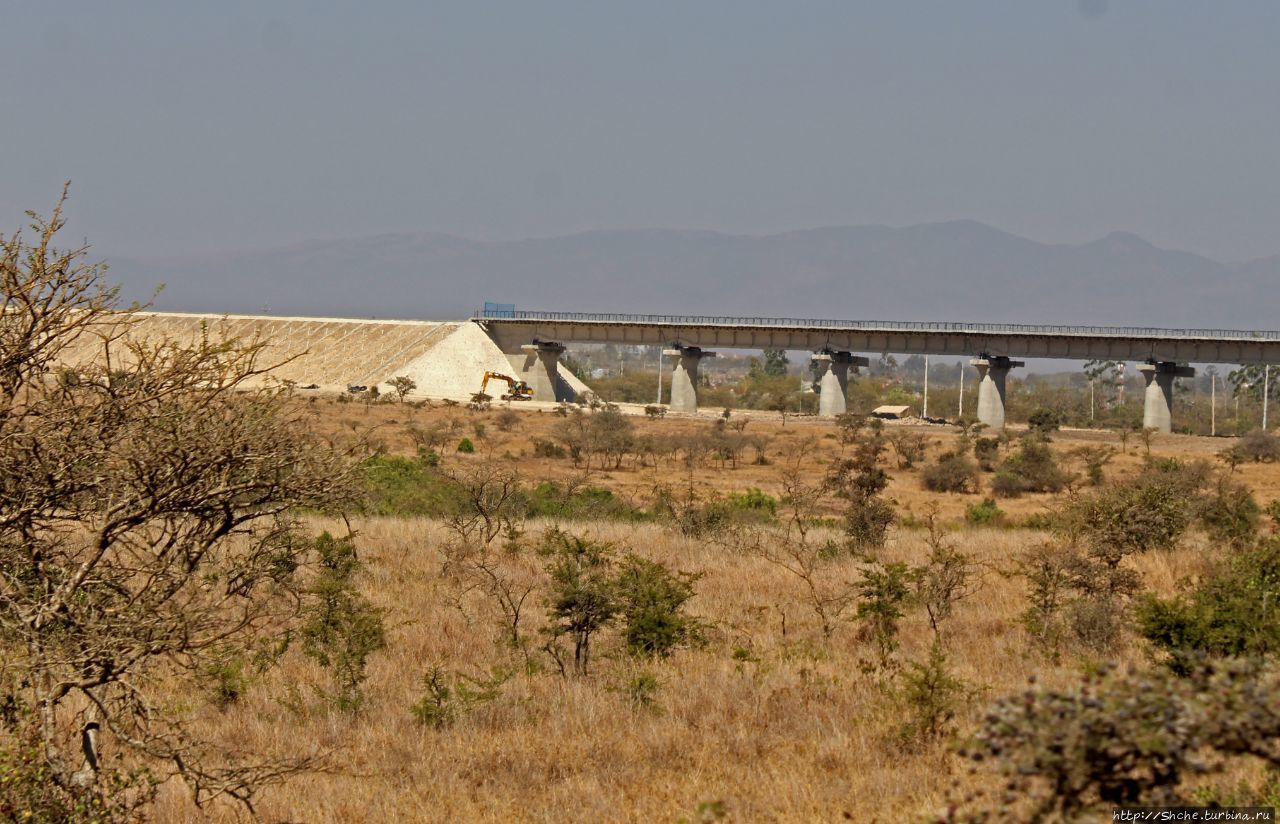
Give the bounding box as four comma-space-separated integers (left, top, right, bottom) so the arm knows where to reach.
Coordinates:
479, 371, 534, 401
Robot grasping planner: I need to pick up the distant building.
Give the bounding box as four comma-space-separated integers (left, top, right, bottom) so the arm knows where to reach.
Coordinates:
871, 404, 913, 419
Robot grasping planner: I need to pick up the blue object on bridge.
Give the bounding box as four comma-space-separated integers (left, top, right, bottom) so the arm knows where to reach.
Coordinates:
483, 302, 516, 318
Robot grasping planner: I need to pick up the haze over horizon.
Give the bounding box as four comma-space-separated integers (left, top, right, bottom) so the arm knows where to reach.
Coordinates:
4, 1, 1280, 273
107, 218, 1280, 330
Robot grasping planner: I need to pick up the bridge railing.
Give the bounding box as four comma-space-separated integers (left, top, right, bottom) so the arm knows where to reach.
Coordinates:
474, 308, 1280, 342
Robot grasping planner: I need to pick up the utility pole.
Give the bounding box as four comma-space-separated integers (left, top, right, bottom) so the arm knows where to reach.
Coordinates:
1090, 381, 1095, 423
1265, 365, 1271, 430
958, 363, 964, 419
922, 355, 930, 419
655, 346, 663, 405
1211, 374, 1216, 437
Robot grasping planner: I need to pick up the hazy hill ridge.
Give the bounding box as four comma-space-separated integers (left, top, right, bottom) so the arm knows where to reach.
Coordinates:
110, 221, 1280, 330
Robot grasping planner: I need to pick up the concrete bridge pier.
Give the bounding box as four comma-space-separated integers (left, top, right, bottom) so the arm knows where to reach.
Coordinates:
1140, 362, 1195, 433
664, 345, 716, 413
518, 339, 576, 402
811, 350, 870, 417
970, 356, 1023, 429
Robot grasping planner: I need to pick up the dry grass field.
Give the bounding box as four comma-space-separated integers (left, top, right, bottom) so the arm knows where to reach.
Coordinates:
145, 398, 1280, 822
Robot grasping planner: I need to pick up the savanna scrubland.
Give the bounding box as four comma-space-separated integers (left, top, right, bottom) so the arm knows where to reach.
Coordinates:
9, 200, 1280, 823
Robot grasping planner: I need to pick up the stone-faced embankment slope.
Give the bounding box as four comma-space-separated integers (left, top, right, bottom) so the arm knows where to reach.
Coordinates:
57, 312, 589, 401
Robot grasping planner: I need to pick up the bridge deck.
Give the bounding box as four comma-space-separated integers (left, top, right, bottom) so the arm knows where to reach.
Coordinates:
475, 310, 1280, 364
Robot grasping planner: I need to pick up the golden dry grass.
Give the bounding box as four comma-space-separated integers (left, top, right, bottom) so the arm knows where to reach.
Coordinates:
144, 400, 1280, 822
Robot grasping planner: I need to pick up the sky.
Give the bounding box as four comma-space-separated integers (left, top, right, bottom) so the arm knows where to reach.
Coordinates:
2, 1, 1279, 262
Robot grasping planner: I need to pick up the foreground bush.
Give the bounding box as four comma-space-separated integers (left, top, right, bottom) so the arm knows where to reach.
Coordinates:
0, 194, 361, 815
958, 661, 1280, 820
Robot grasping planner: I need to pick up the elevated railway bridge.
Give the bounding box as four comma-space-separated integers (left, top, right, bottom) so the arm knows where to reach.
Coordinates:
475, 309, 1280, 432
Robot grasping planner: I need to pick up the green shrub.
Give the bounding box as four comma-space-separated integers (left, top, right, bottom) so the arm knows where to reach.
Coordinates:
543, 532, 619, 676
895, 642, 976, 749
1017, 540, 1140, 657
990, 441, 1070, 497
843, 495, 896, 553
973, 437, 1000, 472
1138, 538, 1280, 673
203, 658, 250, 708
965, 497, 1005, 526
727, 487, 778, 519
300, 532, 387, 713
922, 450, 979, 493
361, 453, 460, 517
1026, 407, 1061, 435
663, 489, 781, 536
614, 555, 702, 657
532, 438, 567, 459
525, 482, 645, 521
409, 665, 507, 728
856, 561, 916, 667
1063, 459, 1210, 558
620, 670, 662, 708
1226, 429, 1280, 464
1197, 478, 1261, 549
456, 437, 475, 453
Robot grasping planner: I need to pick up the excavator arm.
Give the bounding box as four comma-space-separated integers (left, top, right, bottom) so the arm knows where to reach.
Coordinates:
479, 371, 534, 401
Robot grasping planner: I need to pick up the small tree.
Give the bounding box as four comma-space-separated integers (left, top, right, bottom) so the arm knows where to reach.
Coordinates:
886, 429, 930, 470
915, 510, 979, 640
1073, 445, 1117, 486
389, 375, 417, 402
973, 436, 1000, 472
543, 532, 619, 676
300, 532, 387, 712
827, 422, 895, 554
0, 191, 361, 815
748, 442, 859, 639
1026, 407, 1061, 436
895, 642, 976, 749
856, 561, 915, 668
614, 555, 702, 657
437, 461, 535, 650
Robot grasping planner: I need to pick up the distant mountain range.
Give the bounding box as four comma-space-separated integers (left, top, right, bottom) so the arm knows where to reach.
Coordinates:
107, 221, 1280, 330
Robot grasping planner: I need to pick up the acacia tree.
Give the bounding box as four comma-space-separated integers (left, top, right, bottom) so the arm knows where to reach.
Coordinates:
436, 460, 539, 651
388, 375, 416, 402
0, 191, 361, 816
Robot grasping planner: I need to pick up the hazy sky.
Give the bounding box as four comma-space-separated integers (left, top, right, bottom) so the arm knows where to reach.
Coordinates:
3, 1, 1278, 261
